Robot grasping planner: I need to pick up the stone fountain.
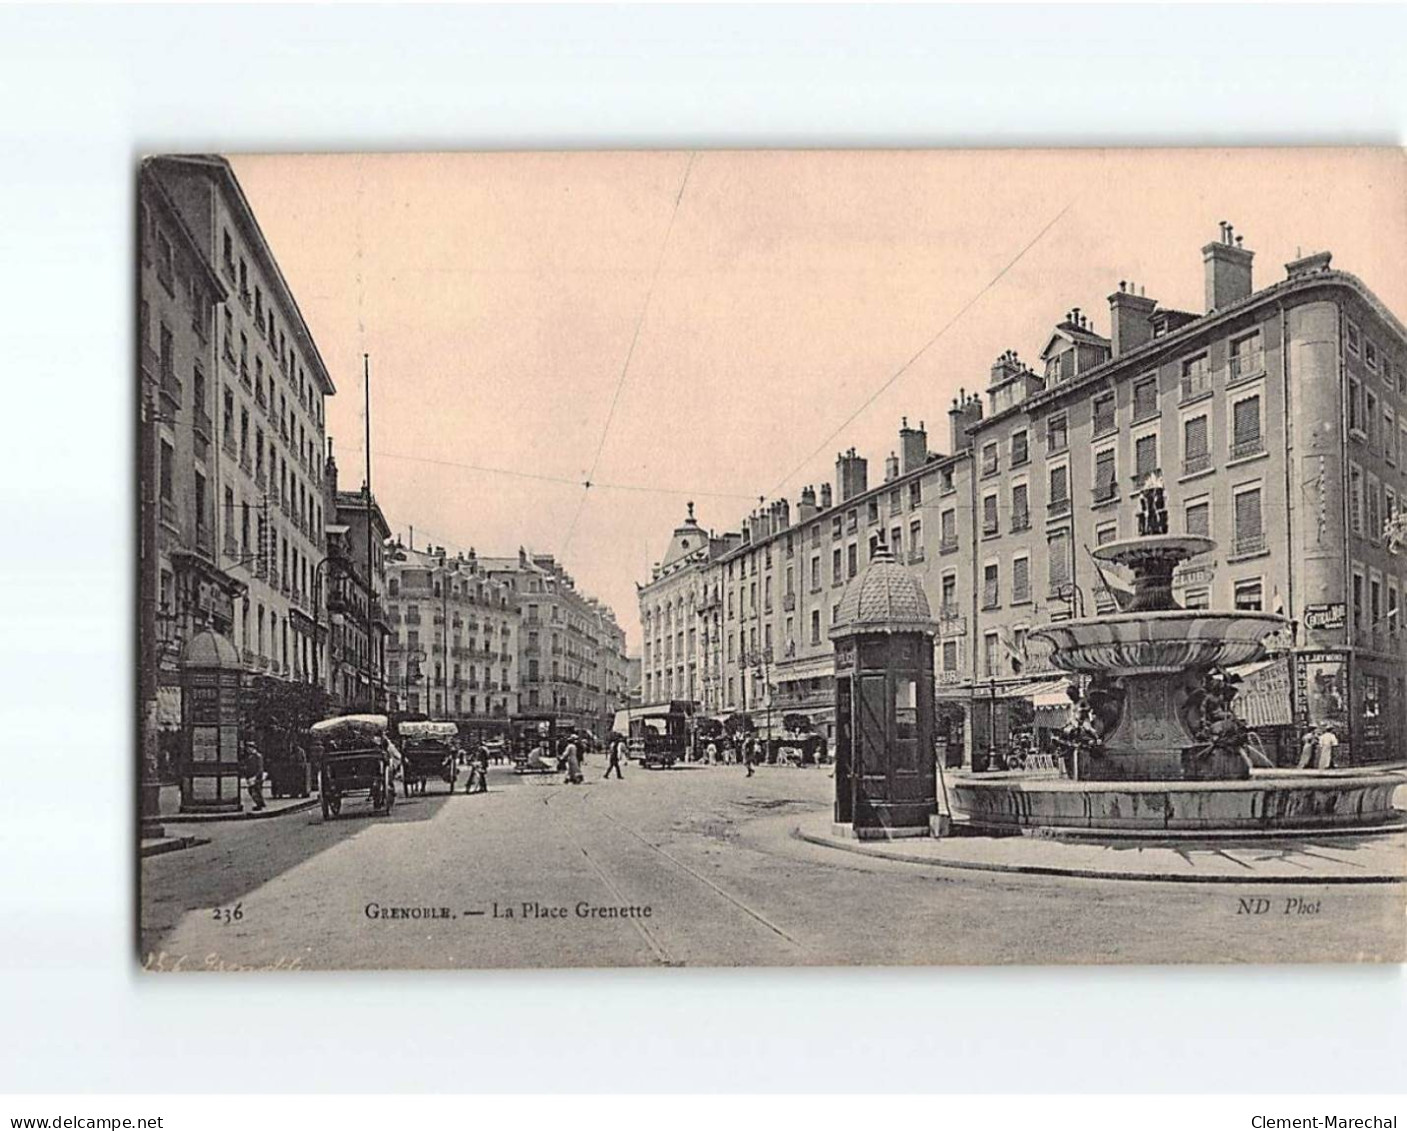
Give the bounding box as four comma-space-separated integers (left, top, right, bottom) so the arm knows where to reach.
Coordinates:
951, 480, 1406, 835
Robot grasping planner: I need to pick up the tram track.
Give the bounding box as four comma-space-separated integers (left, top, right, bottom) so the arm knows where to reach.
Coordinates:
574, 788, 808, 955
539, 791, 678, 966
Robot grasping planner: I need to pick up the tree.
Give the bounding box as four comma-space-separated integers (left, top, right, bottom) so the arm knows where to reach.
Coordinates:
724, 711, 755, 737
782, 713, 811, 734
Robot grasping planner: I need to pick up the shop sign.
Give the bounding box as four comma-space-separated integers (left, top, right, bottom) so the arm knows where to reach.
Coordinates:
1303, 603, 1346, 632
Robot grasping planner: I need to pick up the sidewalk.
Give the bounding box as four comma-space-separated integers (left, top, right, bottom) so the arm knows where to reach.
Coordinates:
157, 784, 319, 823
794, 812, 1407, 884
140, 833, 210, 858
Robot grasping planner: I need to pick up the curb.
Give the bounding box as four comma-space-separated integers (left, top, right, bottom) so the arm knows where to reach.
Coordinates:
792, 827, 1407, 886
140, 835, 211, 858
160, 798, 320, 824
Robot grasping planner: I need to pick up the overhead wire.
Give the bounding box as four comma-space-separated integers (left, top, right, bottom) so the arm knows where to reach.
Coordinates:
558, 151, 699, 561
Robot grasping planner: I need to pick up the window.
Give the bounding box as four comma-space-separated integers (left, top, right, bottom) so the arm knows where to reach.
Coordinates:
1228, 332, 1263, 383
832, 547, 842, 585
831, 515, 842, 540
1133, 375, 1160, 421
1365, 338, 1379, 372
939, 467, 954, 494
1012, 556, 1030, 604
1231, 393, 1263, 460
222, 230, 234, 277
1134, 432, 1159, 481
1095, 521, 1118, 546
1092, 391, 1116, 436
940, 573, 957, 617
1093, 449, 1116, 503
1183, 413, 1210, 476
1346, 321, 1360, 356
981, 442, 999, 477
1185, 498, 1210, 537
158, 438, 174, 504
890, 526, 902, 556
982, 493, 999, 536
1352, 567, 1365, 631
940, 508, 957, 551
846, 510, 857, 534
1349, 376, 1364, 435
1387, 406, 1398, 467
1011, 482, 1030, 531
810, 610, 820, 645
1047, 414, 1068, 453
867, 498, 879, 526
1370, 576, 1382, 635
1183, 587, 1210, 610
1011, 430, 1029, 467
810, 555, 821, 591
983, 632, 1000, 678
909, 519, 921, 556
1048, 530, 1070, 591
982, 563, 999, 610
1367, 472, 1382, 542
1181, 353, 1211, 400
1389, 583, 1400, 638
1049, 463, 1070, 514
1366, 389, 1379, 451
942, 639, 958, 673
1234, 578, 1264, 612
1349, 463, 1364, 536
846, 543, 857, 579
1233, 486, 1265, 556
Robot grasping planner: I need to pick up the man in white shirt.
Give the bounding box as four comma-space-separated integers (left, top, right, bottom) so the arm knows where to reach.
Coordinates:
1315, 723, 1339, 770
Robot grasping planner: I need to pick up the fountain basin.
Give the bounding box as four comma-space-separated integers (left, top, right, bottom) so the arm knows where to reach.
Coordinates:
951, 770, 1407, 835
1031, 610, 1289, 675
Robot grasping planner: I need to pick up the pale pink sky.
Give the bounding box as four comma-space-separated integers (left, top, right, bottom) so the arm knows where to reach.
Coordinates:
228, 149, 1407, 653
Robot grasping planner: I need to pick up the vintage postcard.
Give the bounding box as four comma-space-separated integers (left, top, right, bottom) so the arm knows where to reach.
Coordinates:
137, 149, 1407, 971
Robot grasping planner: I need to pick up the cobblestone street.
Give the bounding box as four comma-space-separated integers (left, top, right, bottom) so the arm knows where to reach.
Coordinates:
140, 760, 1406, 970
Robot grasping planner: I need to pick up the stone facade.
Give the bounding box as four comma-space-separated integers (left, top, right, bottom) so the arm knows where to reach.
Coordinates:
637, 227, 1407, 765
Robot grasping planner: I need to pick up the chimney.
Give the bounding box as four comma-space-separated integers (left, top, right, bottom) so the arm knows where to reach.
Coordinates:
884, 451, 900, 482
1203, 222, 1254, 312
1286, 250, 1332, 279
899, 417, 928, 474
774, 498, 790, 531
1108, 280, 1157, 358
798, 485, 818, 523
836, 448, 868, 502
947, 390, 983, 453
988, 350, 1022, 389
819, 483, 833, 510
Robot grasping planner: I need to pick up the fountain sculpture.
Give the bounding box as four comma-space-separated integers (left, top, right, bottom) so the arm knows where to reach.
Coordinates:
951, 478, 1406, 834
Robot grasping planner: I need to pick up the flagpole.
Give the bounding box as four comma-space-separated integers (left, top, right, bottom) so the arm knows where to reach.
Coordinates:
363, 353, 375, 710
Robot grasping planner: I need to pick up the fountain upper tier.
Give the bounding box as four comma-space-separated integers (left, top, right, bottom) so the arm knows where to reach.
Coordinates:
1032, 534, 1289, 675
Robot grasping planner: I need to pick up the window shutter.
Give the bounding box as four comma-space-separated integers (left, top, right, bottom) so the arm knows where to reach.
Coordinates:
1235, 489, 1262, 539
1136, 434, 1158, 477
1234, 396, 1260, 445
1185, 415, 1208, 457
1096, 451, 1115, 490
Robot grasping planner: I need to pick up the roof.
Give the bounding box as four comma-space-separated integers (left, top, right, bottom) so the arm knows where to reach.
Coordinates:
829, 544, 935, 639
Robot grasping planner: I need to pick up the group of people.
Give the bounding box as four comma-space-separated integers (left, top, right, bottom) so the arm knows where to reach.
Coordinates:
1297, 723, 1341, 770
701, 735, 764, 775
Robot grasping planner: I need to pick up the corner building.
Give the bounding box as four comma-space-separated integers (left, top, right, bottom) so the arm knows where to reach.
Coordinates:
958, 227, 1406, 765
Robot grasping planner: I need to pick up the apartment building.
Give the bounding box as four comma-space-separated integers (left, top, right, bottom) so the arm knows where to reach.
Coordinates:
144, 156, 335, 720
955, 225, 1406, 764
385, 545, 520, 721
637, 225, 1407, 766
483, 550, 629, 737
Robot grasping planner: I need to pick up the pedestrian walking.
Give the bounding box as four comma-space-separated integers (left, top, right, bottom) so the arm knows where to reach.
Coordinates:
604, 736, 625, 780
1296, 727, 1318, 769
241, 740, 266, 811
563, 733, 584, 785
470, 744, 490, 793
744, 736, 756, 777
1315, 723, 1339, 770
706, 739, 718, 765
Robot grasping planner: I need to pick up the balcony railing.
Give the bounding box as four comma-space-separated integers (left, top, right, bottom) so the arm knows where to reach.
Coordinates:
907, 547, 925, 564
939, 535, 959, 555
1048, 496, 1072, 518
1230, 435, 1265, 461
1182, 451, 1212, 476
193, 407, 212, 440
1180, 370, 1213, 402
1232, 531, 1267, 557
1010, 511, 1031, 532
1228, 350, 1265, 385
1092, 482, 1117, 504
195, 524, 213, 556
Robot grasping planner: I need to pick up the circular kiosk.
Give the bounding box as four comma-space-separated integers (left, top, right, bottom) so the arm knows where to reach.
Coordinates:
179, 627, 244, 814
830, 543, 938, 839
